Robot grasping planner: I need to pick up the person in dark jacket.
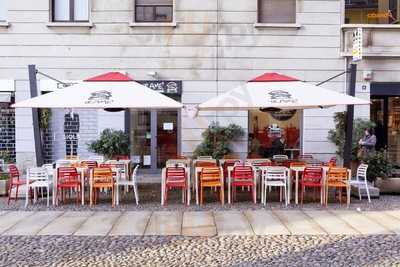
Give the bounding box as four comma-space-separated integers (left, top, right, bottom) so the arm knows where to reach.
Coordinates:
358, 128, 377, 157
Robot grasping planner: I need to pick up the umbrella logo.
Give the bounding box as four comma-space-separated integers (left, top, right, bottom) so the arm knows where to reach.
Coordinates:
268, 90, 297, 104
85, 90, 114, 105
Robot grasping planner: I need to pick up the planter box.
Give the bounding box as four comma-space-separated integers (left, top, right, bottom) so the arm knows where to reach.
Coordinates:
0, 179, 9, 196
375, 177, 400, 194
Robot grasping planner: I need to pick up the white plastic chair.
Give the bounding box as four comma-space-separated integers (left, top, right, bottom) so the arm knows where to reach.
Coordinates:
349, 164, 371, 203
25, 167, 52, 207
116, 164, 139, 205
273, 155, 289, 161
262, 166, 288, 206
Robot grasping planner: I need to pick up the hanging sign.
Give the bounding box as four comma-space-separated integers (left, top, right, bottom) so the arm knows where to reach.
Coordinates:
352, 28, 363, 62
139, 81, 182, 95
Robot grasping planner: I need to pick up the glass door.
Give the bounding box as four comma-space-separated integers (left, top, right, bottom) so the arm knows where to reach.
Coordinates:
130, 110, 152, 168
388, 97, 400, 164
156, 110, 178, 168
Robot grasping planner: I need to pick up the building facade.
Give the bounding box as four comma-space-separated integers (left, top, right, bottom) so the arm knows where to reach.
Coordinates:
1, 0, 396, 169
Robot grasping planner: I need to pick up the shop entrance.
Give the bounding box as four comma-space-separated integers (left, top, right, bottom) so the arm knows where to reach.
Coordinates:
248, 109, 301, 159
371, 83, 400, 166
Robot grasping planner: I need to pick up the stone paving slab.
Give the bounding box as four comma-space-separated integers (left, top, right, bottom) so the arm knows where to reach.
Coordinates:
303, 210, 360, 235
214, 211, 253, 236
110, 211, 152, 236
38, 211, 94, 236
182, 211, 216, 237
330, 210, 391, 235
363, 211, 400, 235
74, 212, 121, 236
3, 211, 64, 236
273, 210, 326, 235
0, 211, 34, 234
244, 210, 290, 235
144, 211, 182, 236
384, 210, 400, 221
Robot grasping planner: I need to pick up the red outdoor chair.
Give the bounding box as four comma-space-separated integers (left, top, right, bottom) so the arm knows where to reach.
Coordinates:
163, 167, 187, 205
223, 159, 242, 180
56, 167, 81, 205
231, 165, 256, 203
300, 166, 323, 206
8, 164, 32, 204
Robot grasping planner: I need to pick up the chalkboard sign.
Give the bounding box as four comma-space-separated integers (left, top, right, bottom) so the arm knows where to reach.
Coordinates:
138, 81, 182, 95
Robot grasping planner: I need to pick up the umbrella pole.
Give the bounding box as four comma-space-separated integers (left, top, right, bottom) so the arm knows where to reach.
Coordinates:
343, 63, 357, 168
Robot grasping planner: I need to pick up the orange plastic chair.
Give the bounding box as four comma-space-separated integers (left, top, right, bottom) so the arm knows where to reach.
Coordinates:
325, 167, 350, 206
91, 167, 115, 207
200, 167, 224, 205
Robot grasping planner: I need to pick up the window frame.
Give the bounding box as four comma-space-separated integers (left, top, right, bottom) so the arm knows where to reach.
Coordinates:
131, 0, 177, 27
255, 0, 300, 27
51, 0, 91, 23
342, 0, 400, 28
0, 0, 9, 26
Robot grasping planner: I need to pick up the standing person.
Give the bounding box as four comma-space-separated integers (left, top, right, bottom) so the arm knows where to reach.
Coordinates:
358, 128, 377, 158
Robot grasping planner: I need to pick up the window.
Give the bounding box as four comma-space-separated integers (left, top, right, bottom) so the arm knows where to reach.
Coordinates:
345, 0, 399, 24
52, 0, 89, 22
0, 0, 6, 21
135, 0, 173, 23
258, 0, 296, 24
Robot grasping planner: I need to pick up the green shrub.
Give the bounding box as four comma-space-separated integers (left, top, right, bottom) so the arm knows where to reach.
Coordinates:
194, 122, 244, 160
328, 111, 375, 160
88, 129, 129, 160
360, 150, 393, 182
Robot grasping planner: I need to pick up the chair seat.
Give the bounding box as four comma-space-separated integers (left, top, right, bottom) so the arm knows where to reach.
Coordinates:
327, 181, 348, 187
30, 181, 52, 188
58, 182, 80, 188
201, 181, 223, 187
265, 180, 286, 187
232, 180, 254, 187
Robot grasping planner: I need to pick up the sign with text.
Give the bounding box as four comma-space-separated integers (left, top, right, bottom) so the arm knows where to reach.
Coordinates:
352, 28, 363, 62
139, 80, 182, 95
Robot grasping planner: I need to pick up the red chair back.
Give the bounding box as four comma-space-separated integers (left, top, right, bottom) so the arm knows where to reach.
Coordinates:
57, 167, 80, 184
166, 167, 186, 184
232, 166, 253, 181
99, 163, 112, 168
80, 161, 98, 169
8, 165, 20, 183
223, 159, 241, 178
302, 167, 323, 185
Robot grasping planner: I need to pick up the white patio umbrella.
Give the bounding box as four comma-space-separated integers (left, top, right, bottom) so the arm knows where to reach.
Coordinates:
12, 72, 183, 110
198, 73, 369, 111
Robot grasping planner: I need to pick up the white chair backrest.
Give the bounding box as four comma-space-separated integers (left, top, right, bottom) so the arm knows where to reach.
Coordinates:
131, 164, 139, 181
357, 164, 368, 179
27, 167, 48, 182
88, 155, 105, 163
273, 155, 288, 160
197, 156, 213, 160
265, 167, 288, 181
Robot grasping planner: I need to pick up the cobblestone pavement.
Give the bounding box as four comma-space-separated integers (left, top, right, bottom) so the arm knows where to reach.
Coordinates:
1, 235, 400, 266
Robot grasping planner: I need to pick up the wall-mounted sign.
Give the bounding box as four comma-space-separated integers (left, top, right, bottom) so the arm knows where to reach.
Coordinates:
352, 27, 363, 62
163, 122, 174, 130
139, 80, 182, 95
270, 110, 297, 121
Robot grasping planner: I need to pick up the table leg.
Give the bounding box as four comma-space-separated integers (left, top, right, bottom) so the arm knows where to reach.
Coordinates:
81, 169, 85, 205
52, 169, 57, 206
195, 171, 199, 205
187, 168, 191, 205
228, 170, 231, 204
161, 169, 165, 205
89, 171, 93, 206
295, 171, 299, 205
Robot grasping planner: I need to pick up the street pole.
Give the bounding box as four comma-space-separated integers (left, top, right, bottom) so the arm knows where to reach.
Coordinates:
28, 64, 44, 166
343, 63, 357, 168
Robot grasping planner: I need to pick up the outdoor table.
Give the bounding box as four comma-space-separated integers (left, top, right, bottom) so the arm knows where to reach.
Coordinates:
106, 159, 131, 178
289, 166, 352, 205
161, 167, 191, 205
227, 165, 257, 204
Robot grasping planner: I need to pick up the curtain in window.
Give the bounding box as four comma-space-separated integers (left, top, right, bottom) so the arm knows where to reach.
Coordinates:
259, 0, 296, 24
0, 0, 7, 21
74, 0, 89, 21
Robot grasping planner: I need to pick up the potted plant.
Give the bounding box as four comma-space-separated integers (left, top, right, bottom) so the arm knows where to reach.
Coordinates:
366, 150, 400, 193
194, 122, 244, 160
328, 111, 376, 172
0, 150, 12, 196
87, 128, 130, 160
